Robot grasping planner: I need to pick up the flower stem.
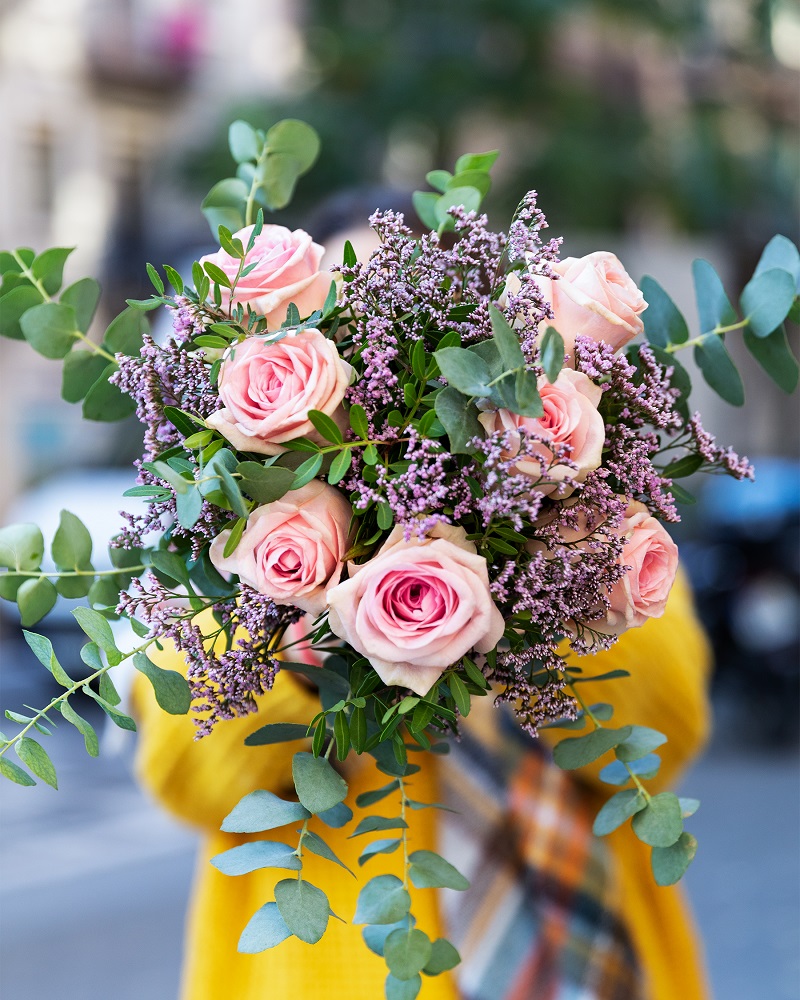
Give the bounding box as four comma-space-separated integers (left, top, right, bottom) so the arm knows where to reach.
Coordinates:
664, 317, 750, 354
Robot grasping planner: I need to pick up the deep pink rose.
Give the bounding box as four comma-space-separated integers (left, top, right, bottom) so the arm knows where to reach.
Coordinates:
207, 329, 352, 455
326, 524, 505, 695
209, 480, 352, 616
602, 501, 679, 634
534, 252, 646, 356
199, 224, 331, 329
477, 368, 605, 496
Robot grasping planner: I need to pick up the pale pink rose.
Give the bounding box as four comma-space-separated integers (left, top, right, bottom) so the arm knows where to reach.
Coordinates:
533, 252, 646, 356
207, 329, 352, 455
477, 368, 605, 497
602, 501, 679, 635
199, 224, 331, 329
326, 524, 505, 696
209, 480, 352, 616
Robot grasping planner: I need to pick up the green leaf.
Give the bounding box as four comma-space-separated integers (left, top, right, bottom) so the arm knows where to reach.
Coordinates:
265, 119, 320, 174
85, 689, 137, 731
692, 259, 737, 332
20, 301, 78, 358
348, 404, 369, 439
238, 902, 292, 954
679, 797, 701, 818
356, 781, 400, 808
540, 325, 565, 382
317, 800, 353, 829
434, 386, 482, 455
72, 607, 121, 663
103, 307, 148, 355
274, 878, 330, 944
423, 938, 461, 976
455, 150, 499, 173
640, 277, 689, 347
16, 736, 57, 789
631, 791, 683, 847
449, 169, 491, 198
386, 974, 422, 1000
448, 674, 471, 717
233, 459, 295, 503
412, 191, 440, 231
754, 234, 800, 285
292, 752, 348, 814
61, 350, 108, 403
349, 815, 408, 838
52, 509, 92, 569
82, 363, 136, 421
163, 265, 184, 295
434, 347, 491, 396
211, 840, 301, 875
222, 517, 247, 559
22, 630, 73, 686
384, 928, 433, 981
358, 838, 402, 866
290, 452, 323, 490
175, 486, 203, 529
435, 186, 481, 227
245, 723, 310, 746
662, 453, 703, 479
489, 304, 525, 370
425, 169, 452, 193
743, 324, 799, 393
59, 700, 99, 756
133, 652, 191, 714
228, 119, 261, 164
599, 754, 661, 785
302, 830, 354, 874
593, 789, 647, 836
354, 874, 411, 924
0, 285, 44, 340
552, 725, 633, 770
99, 671, 121, 706
740, 268, 796, 338
328, 448, 351, 486
201, 177, 248, 235
408, 850, 469, 890
17, 577, 57, 626
615, 726, 667, 762
0, 755, 37, 786
221, 789, 310, 833
60, 277, 101, 333
651, 832, 698, 886
32, 246, 73, 294
694, 335, 744, 406
307, 408, 343, 444
0, 523, 44, 570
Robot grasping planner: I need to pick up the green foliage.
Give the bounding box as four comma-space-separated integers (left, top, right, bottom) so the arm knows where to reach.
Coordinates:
408, 850, 469, 890
423, 938, 461, 976
539, 325, 565, 382
20, 302, 78, 358
58, 700, 99, 757
302, 830, 354, 874
599, 754, 661, 786
385, 974, 422, 1000
384, 927, 432, 981
292, 751, 349, 814
631, 791, 684, 847
614, 726, 667, 762
552, 725, 632, 770
237, 462, 296, 504
244, 722, 311, 746
274, 878, 331, 944
359, 838, 402, 866
238, 902, 293, 953
221, 789, 310, 833
16, 736, 57, 789
640, 277, 689, 348
133, 652, 191, 715
413, 149, 496, 233
211, 841, 302, 876
651, 832, 698, 886
354, 875, 411, 924
593, 789, 647, 836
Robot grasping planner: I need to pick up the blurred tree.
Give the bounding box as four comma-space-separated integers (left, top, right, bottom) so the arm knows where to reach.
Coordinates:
174, 0, 797, 253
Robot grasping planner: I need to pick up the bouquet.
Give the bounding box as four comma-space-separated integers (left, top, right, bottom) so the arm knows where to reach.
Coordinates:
1, 118, 797, 997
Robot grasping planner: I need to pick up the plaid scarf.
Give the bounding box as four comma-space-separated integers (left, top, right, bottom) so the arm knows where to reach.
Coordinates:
438, 712, 646, 1000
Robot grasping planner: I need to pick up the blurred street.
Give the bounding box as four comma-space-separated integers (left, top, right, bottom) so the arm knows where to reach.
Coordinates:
0, 703, 797, 1000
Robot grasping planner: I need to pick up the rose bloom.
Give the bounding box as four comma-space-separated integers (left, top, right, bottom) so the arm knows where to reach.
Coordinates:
207, 329, 352, 455
529, 251, 646, 357
199, 224, 331, 329
477, 368, 605, 496
209, 480, 352, 617
327, 524, 505, 696
602, 501, 679, 635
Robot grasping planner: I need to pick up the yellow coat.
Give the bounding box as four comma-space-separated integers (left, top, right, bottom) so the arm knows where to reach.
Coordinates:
133, 572, 711, 1000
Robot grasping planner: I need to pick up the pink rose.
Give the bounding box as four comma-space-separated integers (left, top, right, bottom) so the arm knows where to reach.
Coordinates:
603, 501, 679, 634
206, 329, 352, 455
326, 524, 505, 696
534, 252, 646, 356
477, 368, 605, 496
199, 224, 331, 329
209, 480, 352, 616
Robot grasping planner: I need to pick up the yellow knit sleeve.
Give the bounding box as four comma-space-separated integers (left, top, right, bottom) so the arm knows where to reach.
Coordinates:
132, 640, 321, 832
540, 568, 713, 791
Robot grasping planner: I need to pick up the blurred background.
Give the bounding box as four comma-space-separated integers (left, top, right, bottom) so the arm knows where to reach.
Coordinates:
0, 0, 798, 997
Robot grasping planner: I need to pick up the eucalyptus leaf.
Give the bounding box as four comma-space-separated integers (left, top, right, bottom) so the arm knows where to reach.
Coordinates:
317, 800, 354, 829
692, 259, 737, 332
615, 725, 667, 762
244, 723, 310, 746
221, 789, 310, 833
434, 386, 482, 455
302, 830, 354, 874
82, 364, 136, 421
593, 789, 647, 836
384, 927, 433, 981
211, 840, 301, 875
133, 652, 191, 714
740, 268, 796, 338
754, 234, 800, 285
201, 178, 248, 235
743, 324, 799, 393
386, 974, 422, 1000
434, 347, 491, 396
599, 754, 661, 786
354, 874, 411, 924
640, 277, 689, 347
20, 301, 78, 358
17, 577, 57, 626
423, 938, 461, 976
292, 751, 348, 814
60, 277, 101, 333
358, 838, 402, 866
237, 462, 296, 504
408, 850, 469, 890
61, 350, 109, 403
238, 902, 293, 953
552, 726, 632, 770
694, 336, 744, 407
0, 523, 44, 570
103, 307, 148, 356
274, 878, 330, 944
651, 832, 698, 886
0, 285, 44, 340
540, 325, 566, 381
631, 792, 683, 847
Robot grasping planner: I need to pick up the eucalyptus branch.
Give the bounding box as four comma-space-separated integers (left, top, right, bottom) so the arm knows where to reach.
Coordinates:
5, 565, 146, 580
567, 680, 652, 802
664, 317, 750, 354
398, 773, 410, 888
